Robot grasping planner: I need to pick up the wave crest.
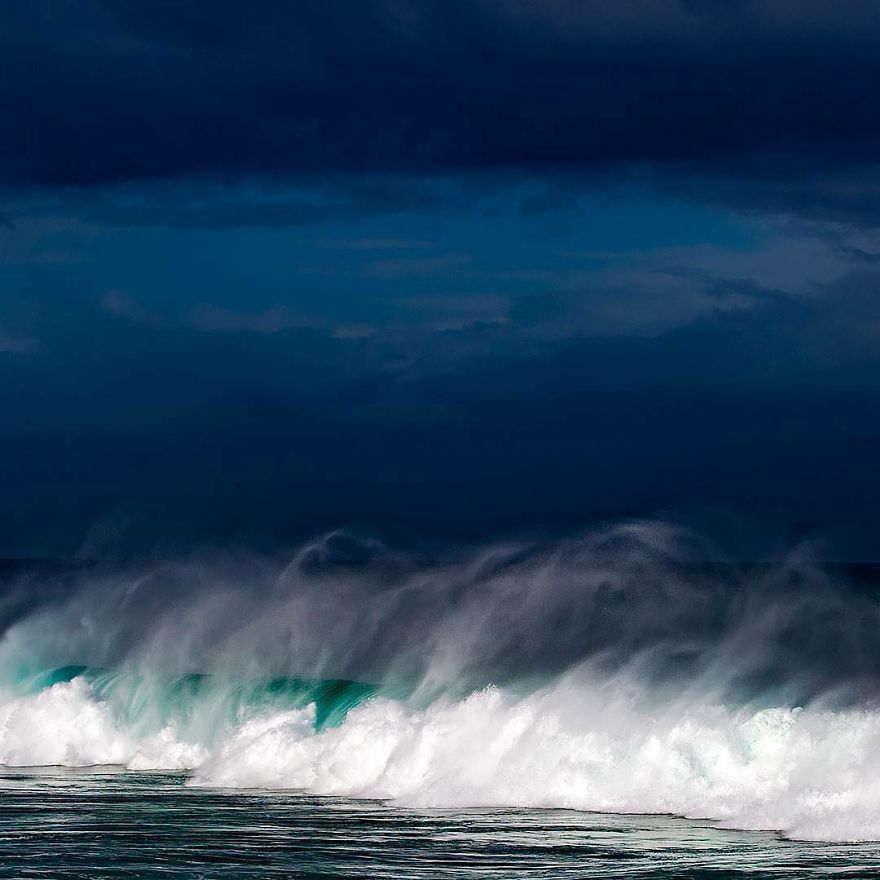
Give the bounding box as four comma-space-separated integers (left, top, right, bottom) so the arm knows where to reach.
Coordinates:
2, 524, 880, 841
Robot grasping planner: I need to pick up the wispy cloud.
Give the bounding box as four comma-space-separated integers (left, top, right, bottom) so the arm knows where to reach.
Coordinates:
102, 290, 155, 324
0, 330, 39, 353
309, 238, 435, 251
190, 304, 317, 334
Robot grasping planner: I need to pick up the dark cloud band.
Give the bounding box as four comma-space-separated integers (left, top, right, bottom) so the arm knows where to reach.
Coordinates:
3, 1, 880, 195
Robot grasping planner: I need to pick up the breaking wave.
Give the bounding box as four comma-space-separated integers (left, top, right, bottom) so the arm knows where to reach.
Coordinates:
2, 523, 880, 842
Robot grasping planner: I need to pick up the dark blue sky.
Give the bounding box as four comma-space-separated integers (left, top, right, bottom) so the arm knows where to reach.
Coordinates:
2, 1, 880, 557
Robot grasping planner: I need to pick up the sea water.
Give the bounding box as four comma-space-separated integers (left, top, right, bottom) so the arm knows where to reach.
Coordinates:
1, 770, 880, 878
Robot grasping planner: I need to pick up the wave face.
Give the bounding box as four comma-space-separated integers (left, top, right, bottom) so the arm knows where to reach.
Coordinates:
3, 524, 880, 841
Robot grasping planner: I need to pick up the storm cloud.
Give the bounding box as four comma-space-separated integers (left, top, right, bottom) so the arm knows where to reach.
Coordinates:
2, 1, 880, 225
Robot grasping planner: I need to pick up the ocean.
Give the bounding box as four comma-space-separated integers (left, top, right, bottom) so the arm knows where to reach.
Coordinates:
2, 526, 880, 875
4, 770, 880, 879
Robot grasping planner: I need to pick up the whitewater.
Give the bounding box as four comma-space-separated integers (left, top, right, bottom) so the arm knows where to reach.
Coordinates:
3, 524, 880, 844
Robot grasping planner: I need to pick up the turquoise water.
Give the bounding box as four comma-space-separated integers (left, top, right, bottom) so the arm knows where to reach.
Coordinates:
0, 769, 879, 879
20, 665, 379, 733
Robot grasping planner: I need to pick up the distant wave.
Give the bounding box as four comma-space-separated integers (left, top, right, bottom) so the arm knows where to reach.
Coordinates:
2, 524, 880, 841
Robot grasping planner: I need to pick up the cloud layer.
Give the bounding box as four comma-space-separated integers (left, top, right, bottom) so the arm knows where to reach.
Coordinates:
3, 1, 880, 226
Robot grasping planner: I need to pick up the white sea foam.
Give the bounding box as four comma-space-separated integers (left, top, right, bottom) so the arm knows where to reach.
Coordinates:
192, 682, 880, 842
4, 675, 880, 841
0, 679, 205, 770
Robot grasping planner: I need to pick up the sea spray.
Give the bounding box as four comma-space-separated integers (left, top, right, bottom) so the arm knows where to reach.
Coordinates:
2, 525, 880, 839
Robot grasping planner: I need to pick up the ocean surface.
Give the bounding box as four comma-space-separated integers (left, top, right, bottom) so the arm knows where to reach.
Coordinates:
4, 527, 880, 874
3, 769, 880, 879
